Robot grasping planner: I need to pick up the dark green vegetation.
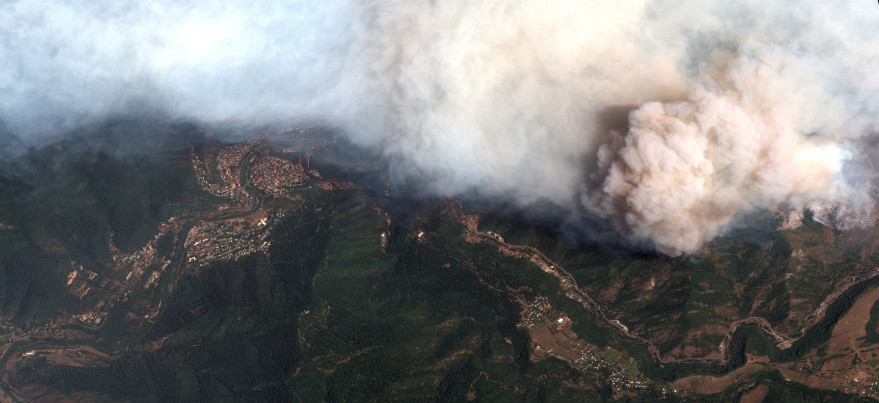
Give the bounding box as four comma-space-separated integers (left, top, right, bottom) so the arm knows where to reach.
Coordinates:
478, 207, 875, 360
867, 299, 879, 344
0, 120, 208, 323
690, 370, 875, 403
12, 202, 324, 401
0, 125, 876, 401
5, 177, 606, 401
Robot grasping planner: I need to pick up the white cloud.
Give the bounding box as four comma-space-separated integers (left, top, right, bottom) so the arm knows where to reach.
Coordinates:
2, 0, 878, 254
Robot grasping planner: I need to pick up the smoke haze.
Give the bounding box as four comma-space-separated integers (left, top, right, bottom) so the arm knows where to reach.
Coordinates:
2, 1, 878, 254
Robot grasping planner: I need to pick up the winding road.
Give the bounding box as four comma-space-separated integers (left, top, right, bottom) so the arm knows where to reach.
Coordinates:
0, 147, 272, 402
448, 201, 879, 377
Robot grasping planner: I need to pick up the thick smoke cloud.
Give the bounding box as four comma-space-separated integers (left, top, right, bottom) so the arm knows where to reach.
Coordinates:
2, 1, 878, 254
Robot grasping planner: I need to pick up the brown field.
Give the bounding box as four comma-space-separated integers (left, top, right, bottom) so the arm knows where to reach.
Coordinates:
671, 362, 767, 395
46, 345, 111, 368
529, 323, 581, 363
811, 286, 879, 373
777, 367, 840, 390
672, 287, 879, 397
739, 384, 769, 403
780, 286, 879, 395
242, 207, 268, 225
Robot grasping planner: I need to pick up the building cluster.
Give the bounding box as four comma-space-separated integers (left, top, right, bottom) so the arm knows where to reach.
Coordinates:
186, 143, 310, 272
63, 138, 314, 333
217, 145, 249, 173
66, 261, 101, 300
112, 238, 158, 286
234, 187, 259, 210
192, 144, 258, 202
183, 213, 276, 270
195, 143, 312, 203
76, 311, 108, 327
519, 295, 648, 394
2, 321, 64, 345
520, 296, 552, 328
17, 136, 335, 374
192, 151, 229, 197
573, 346, 648, 392
839, 373, 879, 399
248, 155, 307, 197
216, 144, 250, 188
65, 212, 185, 329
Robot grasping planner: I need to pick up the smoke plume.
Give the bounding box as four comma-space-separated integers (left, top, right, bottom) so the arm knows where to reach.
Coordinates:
2, 1, 878, 254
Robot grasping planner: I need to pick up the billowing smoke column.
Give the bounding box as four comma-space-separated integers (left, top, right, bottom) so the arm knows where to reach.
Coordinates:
585, 42, 876, 253
1, 1, 878, 254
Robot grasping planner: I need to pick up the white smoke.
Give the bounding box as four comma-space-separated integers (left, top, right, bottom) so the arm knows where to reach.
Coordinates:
583, 6, 879, 254
1, 1, 878, 254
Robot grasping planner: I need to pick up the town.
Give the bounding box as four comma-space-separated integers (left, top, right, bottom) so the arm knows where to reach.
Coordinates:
59, 137, 325, 333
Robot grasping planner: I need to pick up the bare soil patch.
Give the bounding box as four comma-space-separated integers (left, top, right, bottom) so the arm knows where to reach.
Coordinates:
529, 324, 581, 363
671, 363, 765, 395
828, 286, 879, 353
739, 384, 768, 403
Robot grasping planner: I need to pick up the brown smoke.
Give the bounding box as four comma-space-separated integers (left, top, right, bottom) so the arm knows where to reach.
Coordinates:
1, 1, 878, 254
